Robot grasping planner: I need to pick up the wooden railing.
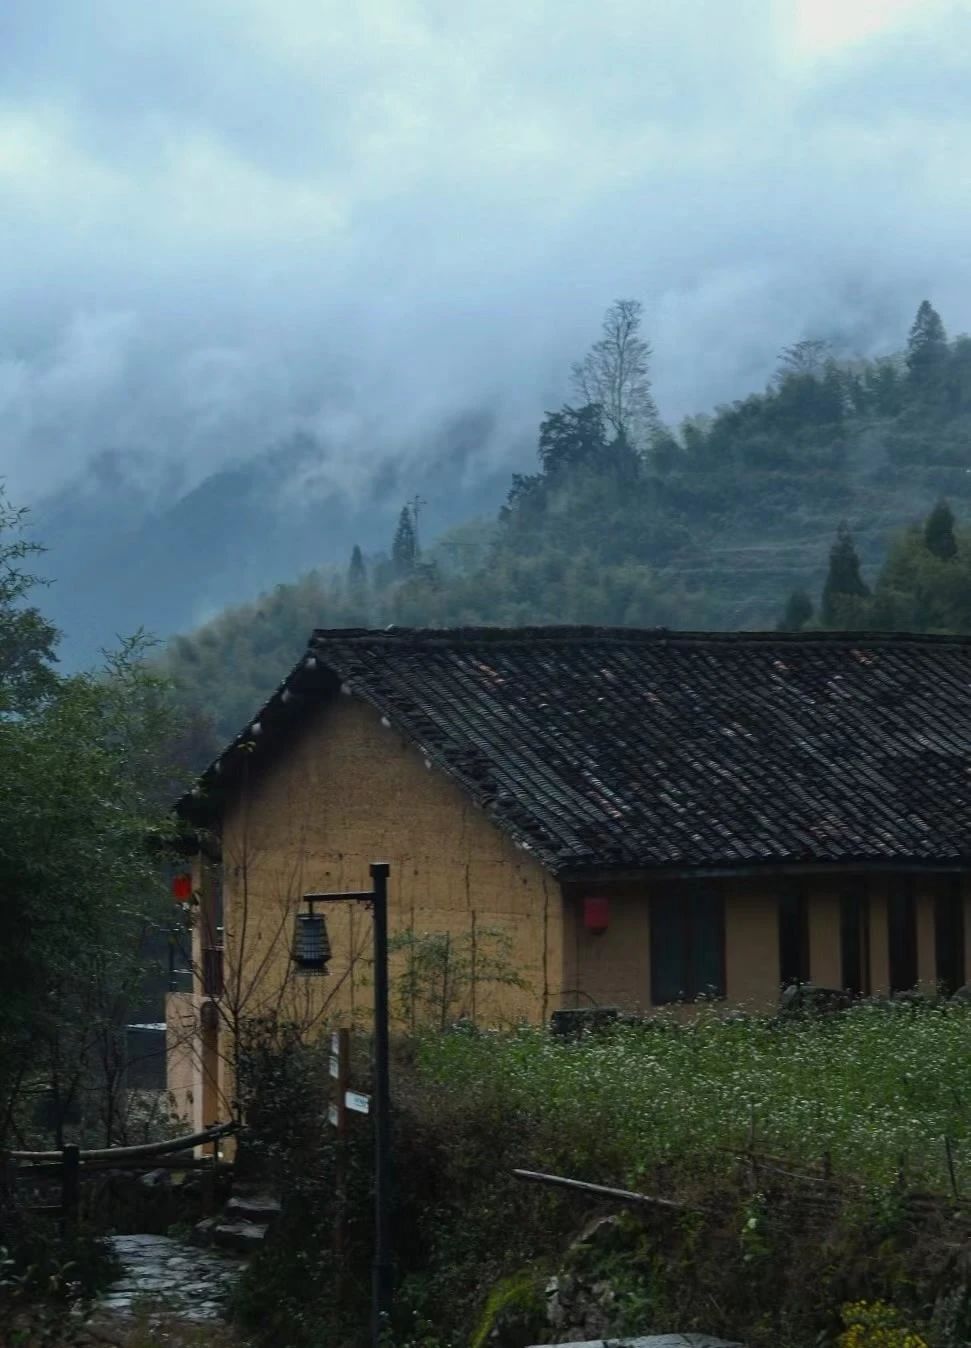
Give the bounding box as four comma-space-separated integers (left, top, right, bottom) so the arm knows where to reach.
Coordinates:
4, 1120, 237, 1232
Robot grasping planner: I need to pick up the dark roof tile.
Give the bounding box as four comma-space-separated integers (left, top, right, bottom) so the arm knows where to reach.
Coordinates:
179, 627, 971, 873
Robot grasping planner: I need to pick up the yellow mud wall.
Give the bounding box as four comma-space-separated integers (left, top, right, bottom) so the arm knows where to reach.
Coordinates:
560, 886, 652, 1013
164, 991, 198, 1129
216, 695, 563, 1041
915, 883, 936, 991
723, 884, 781, 1011
808, 890, 842, 989
565, 872, 960, 1013
868, 881, 890, 996
564, 877, 782, 1013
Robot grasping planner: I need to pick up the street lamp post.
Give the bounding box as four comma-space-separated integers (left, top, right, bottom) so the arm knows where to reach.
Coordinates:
298, 861, 392, 1347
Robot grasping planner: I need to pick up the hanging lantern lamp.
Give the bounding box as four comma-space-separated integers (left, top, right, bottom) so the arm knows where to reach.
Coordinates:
294, 905, 332, 975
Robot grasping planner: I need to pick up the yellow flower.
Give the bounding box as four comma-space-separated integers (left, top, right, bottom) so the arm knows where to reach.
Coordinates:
837, 1301, 928, 1348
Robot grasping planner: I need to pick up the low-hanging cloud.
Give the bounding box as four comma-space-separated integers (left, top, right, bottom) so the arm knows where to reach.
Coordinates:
0, 0, 968, 506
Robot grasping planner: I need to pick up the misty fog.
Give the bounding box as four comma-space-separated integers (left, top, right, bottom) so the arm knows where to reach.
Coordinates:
1, 0, 969, 509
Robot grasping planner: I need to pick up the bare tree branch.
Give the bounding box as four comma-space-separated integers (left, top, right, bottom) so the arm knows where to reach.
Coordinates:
570, 298, 658, 448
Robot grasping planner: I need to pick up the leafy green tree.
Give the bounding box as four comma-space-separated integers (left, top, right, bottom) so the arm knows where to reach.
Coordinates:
945, 334, 971, 415
348, 544, 367, 590
924, 500, 958, 560
778, 590, 814, 632
821, 524, 869, 625
347, 544, 369, 619
820, 361, 848, 422
865, 358, 905, 416
0, 636, 186, 1148
906, 300, 948, 386
392, 506, 419, 579
0, 492, 185, 1150
0, 495, 58, 716
648, 425, 683, 474
537, 403, 609, 475
776, 338, 831, 379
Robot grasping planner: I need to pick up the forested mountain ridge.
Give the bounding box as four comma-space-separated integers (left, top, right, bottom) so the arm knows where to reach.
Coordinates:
31, 410, 519, 669
165, 300, 971, 741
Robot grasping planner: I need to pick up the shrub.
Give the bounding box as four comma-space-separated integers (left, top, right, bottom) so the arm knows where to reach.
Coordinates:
235, 1006, 971, 1348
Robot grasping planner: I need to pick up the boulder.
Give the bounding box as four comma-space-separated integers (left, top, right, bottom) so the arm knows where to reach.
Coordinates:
191, 1216, 219, 1246
138, 1168, 171, 1188
550, 1007, 620, 1038
779, 983, 848, 1016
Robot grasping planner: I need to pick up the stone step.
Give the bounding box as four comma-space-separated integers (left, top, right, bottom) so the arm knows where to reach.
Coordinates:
192, 1215, 268, 1253
224, 1192, 282, 1224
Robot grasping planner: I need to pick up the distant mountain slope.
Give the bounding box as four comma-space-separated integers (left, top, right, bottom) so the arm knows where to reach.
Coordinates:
164, 303, 971, 741
32, 412, 516, 668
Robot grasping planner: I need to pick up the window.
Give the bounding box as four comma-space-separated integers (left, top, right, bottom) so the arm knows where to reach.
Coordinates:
778, 891, 809, 988
650, 888, 725, 1004
840, 892, 865, 995
198, 859, 224, 999
935, 877, 965, 995
202, 946, 224, 998
888, 879, 917, 993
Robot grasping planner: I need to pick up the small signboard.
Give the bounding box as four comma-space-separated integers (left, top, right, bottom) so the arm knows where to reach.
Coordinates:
331, 1031, 340, 1054
327, 1103, 339, 1126
345, 1090, 370, 1115
329, 1055, 340, 1079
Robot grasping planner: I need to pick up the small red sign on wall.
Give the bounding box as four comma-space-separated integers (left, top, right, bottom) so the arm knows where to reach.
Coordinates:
171, 873, 193, 902
584, 895, 610, 934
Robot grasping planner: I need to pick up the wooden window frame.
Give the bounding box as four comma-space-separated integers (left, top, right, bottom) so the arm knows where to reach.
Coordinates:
650, 886, 726, 1005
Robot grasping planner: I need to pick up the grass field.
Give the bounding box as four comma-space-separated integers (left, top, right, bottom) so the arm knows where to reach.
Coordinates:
415, 1002, 971, 1192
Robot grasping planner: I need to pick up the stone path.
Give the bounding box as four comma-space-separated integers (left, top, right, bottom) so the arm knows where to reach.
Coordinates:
97, 1233, 244, 1321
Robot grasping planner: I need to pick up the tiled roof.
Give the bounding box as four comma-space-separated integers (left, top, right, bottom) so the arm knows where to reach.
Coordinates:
179, 627, 971, 874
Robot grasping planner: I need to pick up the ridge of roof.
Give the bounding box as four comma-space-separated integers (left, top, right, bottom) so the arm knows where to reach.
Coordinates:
310, 625, 971, 648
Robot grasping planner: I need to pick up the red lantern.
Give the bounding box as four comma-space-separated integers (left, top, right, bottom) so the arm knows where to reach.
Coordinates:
583, 895, 610, 935
171, 872, 193, 903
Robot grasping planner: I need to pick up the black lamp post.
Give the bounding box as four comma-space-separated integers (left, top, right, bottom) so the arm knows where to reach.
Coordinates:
298, 861, 392, 1347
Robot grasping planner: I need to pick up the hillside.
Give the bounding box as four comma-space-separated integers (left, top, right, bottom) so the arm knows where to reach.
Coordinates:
29, 412, 519, 669
164, 301, 971, 740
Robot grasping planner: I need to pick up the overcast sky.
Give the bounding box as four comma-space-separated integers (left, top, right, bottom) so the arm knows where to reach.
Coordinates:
0, 0, 968, 504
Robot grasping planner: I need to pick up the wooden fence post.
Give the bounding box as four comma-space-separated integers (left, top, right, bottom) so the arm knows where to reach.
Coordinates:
61, 1145, 80, 1237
